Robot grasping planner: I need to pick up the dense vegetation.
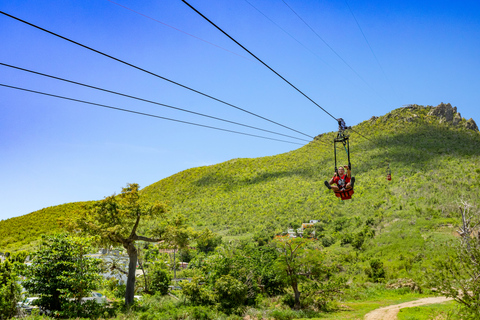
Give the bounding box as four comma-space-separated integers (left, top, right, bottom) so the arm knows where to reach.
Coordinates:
0, 202, 90, 251
1, 103, 480, 318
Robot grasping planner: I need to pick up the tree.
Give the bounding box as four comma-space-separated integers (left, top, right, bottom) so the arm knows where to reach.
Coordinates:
0, 259, 21, 319
155, 214, 195, 280
23, 234, 102, 316
215, 274, 248, 313
75, 183, 177, 305
196, 228, 222, 254
272, 237, 325, 309
429, 201, 480, 318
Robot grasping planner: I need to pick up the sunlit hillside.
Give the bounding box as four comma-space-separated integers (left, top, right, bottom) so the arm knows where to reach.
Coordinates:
2, 103, 479, 282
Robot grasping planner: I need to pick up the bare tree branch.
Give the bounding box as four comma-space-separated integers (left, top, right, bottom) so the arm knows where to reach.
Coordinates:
134, 235, 162, 243
110, 263, 128, 275
130, 212, 142, 239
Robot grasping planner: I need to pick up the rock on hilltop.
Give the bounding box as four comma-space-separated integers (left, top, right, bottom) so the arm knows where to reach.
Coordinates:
427, 102, 478, 131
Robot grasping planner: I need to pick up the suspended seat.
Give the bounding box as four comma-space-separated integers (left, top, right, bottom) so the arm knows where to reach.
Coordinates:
334, 187, 354, 200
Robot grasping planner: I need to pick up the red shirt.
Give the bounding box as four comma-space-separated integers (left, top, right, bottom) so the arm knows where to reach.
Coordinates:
333, 174, 350, 189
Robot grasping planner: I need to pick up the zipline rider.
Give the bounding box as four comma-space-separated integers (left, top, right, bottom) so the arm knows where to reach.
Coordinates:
324, 165, 355, 192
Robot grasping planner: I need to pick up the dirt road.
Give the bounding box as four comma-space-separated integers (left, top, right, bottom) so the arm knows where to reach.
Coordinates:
364, 297, 453, 320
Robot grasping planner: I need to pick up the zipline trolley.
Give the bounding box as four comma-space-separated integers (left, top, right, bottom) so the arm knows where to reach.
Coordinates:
326, 118, 355, 200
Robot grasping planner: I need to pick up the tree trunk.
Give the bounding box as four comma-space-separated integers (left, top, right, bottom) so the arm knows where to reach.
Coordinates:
292, 281, 301, 309
125, 242, 138, 306
173, 248, 177, 280
138, 259, 149, 294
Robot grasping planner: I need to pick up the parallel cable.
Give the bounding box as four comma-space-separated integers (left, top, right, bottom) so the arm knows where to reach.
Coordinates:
243, 0, 329, 67
106, 0, 256, 64
349, 127, 373, 142
344, 0, 400, 102
181, 0, 338, 121
0, 10, 313, 139
0, 83, 305, 146
0, 62, 309, 142
281, 0, 388, 104
244, 0, 367, 95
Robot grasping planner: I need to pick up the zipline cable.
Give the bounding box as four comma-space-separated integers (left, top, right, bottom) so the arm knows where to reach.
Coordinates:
0, 10, 313, 139
244, 0, 376, 100
106, 0, 256, 64
0, 62, 309, 142
180, 0, 338, 122
281, 0, 388, 104
243, 0, 329, 67
0, 83, 305, 146
344, 0, 400, 103
349, 127, 374, 142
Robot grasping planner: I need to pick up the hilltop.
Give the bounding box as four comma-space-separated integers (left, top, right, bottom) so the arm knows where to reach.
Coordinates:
1, 103, 479, 283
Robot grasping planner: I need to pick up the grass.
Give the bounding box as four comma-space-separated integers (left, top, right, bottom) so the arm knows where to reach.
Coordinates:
3, 104, 480, 319
397, 300, 458, 320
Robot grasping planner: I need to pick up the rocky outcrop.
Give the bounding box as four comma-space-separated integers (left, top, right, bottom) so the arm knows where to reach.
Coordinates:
428, 102, 454, 122
466, 118, 479, 131
428, 102, 478, 131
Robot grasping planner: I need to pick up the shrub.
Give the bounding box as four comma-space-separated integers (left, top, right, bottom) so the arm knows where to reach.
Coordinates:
366, 259, 386, 283
149, 263, 171, 296
214, 274, 248, 313
0, 260, 21, 319
181, 277, 216, 306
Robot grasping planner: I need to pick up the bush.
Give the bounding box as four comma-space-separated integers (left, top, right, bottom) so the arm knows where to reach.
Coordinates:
321, 236, 335, 247
22, 234, 102, 314
0, 260, 21, 319
366, 259, 386, 283
301, 277, 346, 311
181, 277, 216, 306
281, 294, 295, 309
214, 274, 248, 313
149, 263, 171, 296
58, 299, 112, 319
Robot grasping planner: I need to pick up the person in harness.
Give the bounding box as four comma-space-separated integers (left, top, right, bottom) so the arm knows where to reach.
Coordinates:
324, 165, 355, 199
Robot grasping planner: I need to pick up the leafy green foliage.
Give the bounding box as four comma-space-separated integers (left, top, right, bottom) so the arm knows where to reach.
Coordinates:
0, 202, 90, 251
366, 259, 386, 283
196, 228, 222, 254
75, 183, 171, 306
272, 237, 328, 309
0, 259, 21, 319
181, 276, 216, 306
2, 104, 480, 316
428, 204, 480, 319
214, 274, 248, 313
23, 234, 102, 317
148, 262, 171, 296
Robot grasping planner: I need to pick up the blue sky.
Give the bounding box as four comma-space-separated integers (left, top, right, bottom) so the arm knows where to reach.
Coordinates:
1, 0, 479, 220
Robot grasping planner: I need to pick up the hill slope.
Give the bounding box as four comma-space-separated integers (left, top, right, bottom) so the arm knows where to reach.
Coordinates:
140, 103, 479, 232
0, 201, 91, 251
2, 103, 479, 280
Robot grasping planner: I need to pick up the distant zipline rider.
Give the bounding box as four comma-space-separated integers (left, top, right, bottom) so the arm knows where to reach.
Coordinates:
324, 165, 355, 199
324, 118, 356, 200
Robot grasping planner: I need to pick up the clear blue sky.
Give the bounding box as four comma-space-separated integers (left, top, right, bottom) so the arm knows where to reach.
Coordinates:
1, 0, 479, 220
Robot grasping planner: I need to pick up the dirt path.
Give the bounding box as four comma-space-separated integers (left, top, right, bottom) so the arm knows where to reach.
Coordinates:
364, 297, 453, 320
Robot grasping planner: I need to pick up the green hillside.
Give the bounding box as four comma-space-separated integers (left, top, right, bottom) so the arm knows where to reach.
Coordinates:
0, 201, 90, 251
141, 103, 479, 233
2, 103, 479, 283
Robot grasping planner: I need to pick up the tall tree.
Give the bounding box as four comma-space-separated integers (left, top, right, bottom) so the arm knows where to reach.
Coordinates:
272, 237, 324, 309
75, 183, 170, 305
